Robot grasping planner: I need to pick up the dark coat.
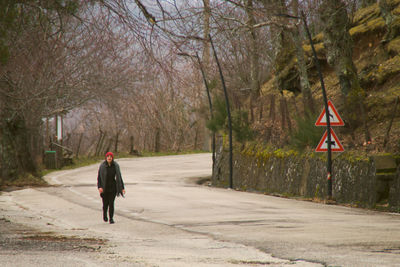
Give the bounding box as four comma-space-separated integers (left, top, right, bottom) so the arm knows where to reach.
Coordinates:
97, 160, 125, 197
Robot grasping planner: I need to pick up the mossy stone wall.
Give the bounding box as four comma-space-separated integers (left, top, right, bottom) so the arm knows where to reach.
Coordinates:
213, 146, 380, 208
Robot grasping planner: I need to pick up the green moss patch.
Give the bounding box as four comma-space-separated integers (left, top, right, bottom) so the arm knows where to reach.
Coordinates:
393, 5, 400, 15
312, 32, 324, 43
376, 55, 400, 83
387, 37, 400, 54
350, 17, 386, 38
353, 3, 380, 25
303, 42, 326, 59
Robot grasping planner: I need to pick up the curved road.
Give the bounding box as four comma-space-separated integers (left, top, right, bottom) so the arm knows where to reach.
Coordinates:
1, 153, 400, 266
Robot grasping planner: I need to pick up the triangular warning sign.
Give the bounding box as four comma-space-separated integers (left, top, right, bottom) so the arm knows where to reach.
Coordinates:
315, 100, 344, 126
316, 129, 344, 152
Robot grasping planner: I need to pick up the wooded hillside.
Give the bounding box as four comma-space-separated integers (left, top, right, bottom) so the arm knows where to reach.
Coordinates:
259, 1, 400, 154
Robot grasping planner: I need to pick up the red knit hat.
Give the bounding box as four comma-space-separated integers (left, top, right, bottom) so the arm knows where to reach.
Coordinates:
105, 152, 114, 159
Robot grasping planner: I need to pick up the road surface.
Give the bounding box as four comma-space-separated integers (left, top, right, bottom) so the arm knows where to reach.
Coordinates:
1, 153, 400, 266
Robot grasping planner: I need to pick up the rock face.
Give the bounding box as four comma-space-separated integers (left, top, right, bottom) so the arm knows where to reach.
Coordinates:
212, 145, 400, 210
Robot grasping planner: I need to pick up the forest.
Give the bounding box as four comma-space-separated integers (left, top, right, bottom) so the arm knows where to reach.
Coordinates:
0, 0, 399, 184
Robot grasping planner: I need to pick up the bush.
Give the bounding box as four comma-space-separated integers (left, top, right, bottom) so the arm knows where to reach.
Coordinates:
206, 96, 227, 132
231, 110, 254, 143
206, 96, 254, 143
289, 113, 325, 151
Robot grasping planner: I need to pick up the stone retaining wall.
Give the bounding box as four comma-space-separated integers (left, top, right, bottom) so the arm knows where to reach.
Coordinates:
212, 145, 394, 209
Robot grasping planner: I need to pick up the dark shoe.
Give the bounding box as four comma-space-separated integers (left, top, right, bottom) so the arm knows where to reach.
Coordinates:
103, 216, 108, 222
109, 219, 114, 224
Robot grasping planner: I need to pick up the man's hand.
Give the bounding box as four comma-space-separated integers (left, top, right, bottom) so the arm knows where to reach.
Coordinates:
98, 188, 103, 194
122, 189, 126, 195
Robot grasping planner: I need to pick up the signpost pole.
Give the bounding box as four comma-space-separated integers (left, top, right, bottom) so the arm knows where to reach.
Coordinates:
300, 11, 333, 199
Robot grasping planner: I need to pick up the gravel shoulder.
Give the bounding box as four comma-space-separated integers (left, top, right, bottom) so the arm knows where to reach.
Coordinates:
0, 216, 106, 266
0, 187, 143, 267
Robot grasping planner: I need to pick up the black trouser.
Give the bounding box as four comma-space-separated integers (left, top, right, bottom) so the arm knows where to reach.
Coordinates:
101, 192, 116, 219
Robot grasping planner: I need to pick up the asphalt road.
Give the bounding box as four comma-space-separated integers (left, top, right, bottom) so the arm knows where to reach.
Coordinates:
1, 153, 400, 266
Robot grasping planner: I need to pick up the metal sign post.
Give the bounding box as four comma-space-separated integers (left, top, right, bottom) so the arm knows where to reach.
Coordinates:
300, 12, 334, 199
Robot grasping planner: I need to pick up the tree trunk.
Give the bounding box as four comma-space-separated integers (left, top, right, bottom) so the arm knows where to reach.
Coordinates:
76, 133, 84, 159
0, 115, 38, 180
95, 131, 105, 156
292, 0, 315, 116
194, 126, 199, 150
280, 96, 286, 130
202, 0, 211, 69
99, 132, 107, 156
130, 136, 135, 154
269, 94, 276, 122
155, 127, 160, 152
245, 0, 260, 122
320, 0, 357, 97
320, 0, 371, 142
272, 0, 296, 96
94, 131, 102, 156
114, 131, 119, 153
284, 96, 292, 132
45, 118, 50, 149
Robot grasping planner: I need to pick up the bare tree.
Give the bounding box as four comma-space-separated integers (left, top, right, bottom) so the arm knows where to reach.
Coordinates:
0, 1, 88, 179
0, 1, 150, 178
291, 0, 315, 115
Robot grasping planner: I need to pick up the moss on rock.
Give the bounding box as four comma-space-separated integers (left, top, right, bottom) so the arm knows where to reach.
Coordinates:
376, 55, 400, 83
353, 3, 380, 25
303, 42, 326, 59
387, 36, 400, 54
350, 17, 386, 37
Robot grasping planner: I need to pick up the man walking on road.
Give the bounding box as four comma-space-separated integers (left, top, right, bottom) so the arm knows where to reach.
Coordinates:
97, 152, 125, 224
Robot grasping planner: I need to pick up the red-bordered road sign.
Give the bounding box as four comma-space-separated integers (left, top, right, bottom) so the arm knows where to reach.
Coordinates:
315, 100, 344, 126
316, 128, 344, 152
